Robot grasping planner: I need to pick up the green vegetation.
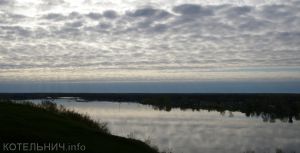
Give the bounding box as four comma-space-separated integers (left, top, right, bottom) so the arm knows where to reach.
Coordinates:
0, 100, 159, 153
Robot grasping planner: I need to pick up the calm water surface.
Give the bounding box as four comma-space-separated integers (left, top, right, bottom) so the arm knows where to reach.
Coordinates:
32, 99, 300, 153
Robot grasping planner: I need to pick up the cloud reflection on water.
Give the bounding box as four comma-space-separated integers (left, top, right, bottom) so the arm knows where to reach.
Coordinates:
48, 100, 300, 153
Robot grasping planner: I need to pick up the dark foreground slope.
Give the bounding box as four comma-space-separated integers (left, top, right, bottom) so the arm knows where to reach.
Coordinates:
0, 100, 159, 153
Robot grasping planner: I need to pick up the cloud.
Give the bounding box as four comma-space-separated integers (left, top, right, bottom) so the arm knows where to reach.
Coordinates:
0, 0, 11, 5
86, 12, 102, 20
0, 13, 27, 24
0, 25, 32, 39
127, 7, 171, 19
103, 10, 118, 19
42, 0, 65, 6
42, 13, 66, 21
0, 0, 300, 81
0, 0, 14, 10
65, 21, 84, 28
222, 5, 252, 18
173, 4, 214, 16
151, 24, 168, 32
260, 4, 296, 19
95, 22, 112, 30
237, 17, 271, 32
128, 8, 159, 17
39, 0, 68, 10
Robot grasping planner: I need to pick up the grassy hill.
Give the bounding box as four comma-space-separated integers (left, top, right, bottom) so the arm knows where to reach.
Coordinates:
0, 100, 159, 153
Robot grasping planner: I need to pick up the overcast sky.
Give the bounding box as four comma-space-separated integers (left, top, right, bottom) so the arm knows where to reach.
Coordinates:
0, 0, 300, 92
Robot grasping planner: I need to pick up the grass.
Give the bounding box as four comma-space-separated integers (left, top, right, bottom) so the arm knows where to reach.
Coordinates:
0, 99, 159, 153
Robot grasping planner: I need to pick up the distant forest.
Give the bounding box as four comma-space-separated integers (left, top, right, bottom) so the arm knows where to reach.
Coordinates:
1, 93, 300, 123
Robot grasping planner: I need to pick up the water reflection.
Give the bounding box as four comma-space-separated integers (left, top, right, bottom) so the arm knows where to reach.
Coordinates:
31, 99, 300, 153
140, 99, 300, 124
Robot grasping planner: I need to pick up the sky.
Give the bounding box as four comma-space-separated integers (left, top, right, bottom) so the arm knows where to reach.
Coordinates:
0, 0, 300, 93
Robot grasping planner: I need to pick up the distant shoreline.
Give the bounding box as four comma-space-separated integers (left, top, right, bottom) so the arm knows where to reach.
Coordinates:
0, 93, 299, 101
1, 93, 299, 123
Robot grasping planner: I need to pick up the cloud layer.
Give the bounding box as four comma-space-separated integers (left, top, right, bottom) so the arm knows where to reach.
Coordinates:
0, 0, 300, 81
